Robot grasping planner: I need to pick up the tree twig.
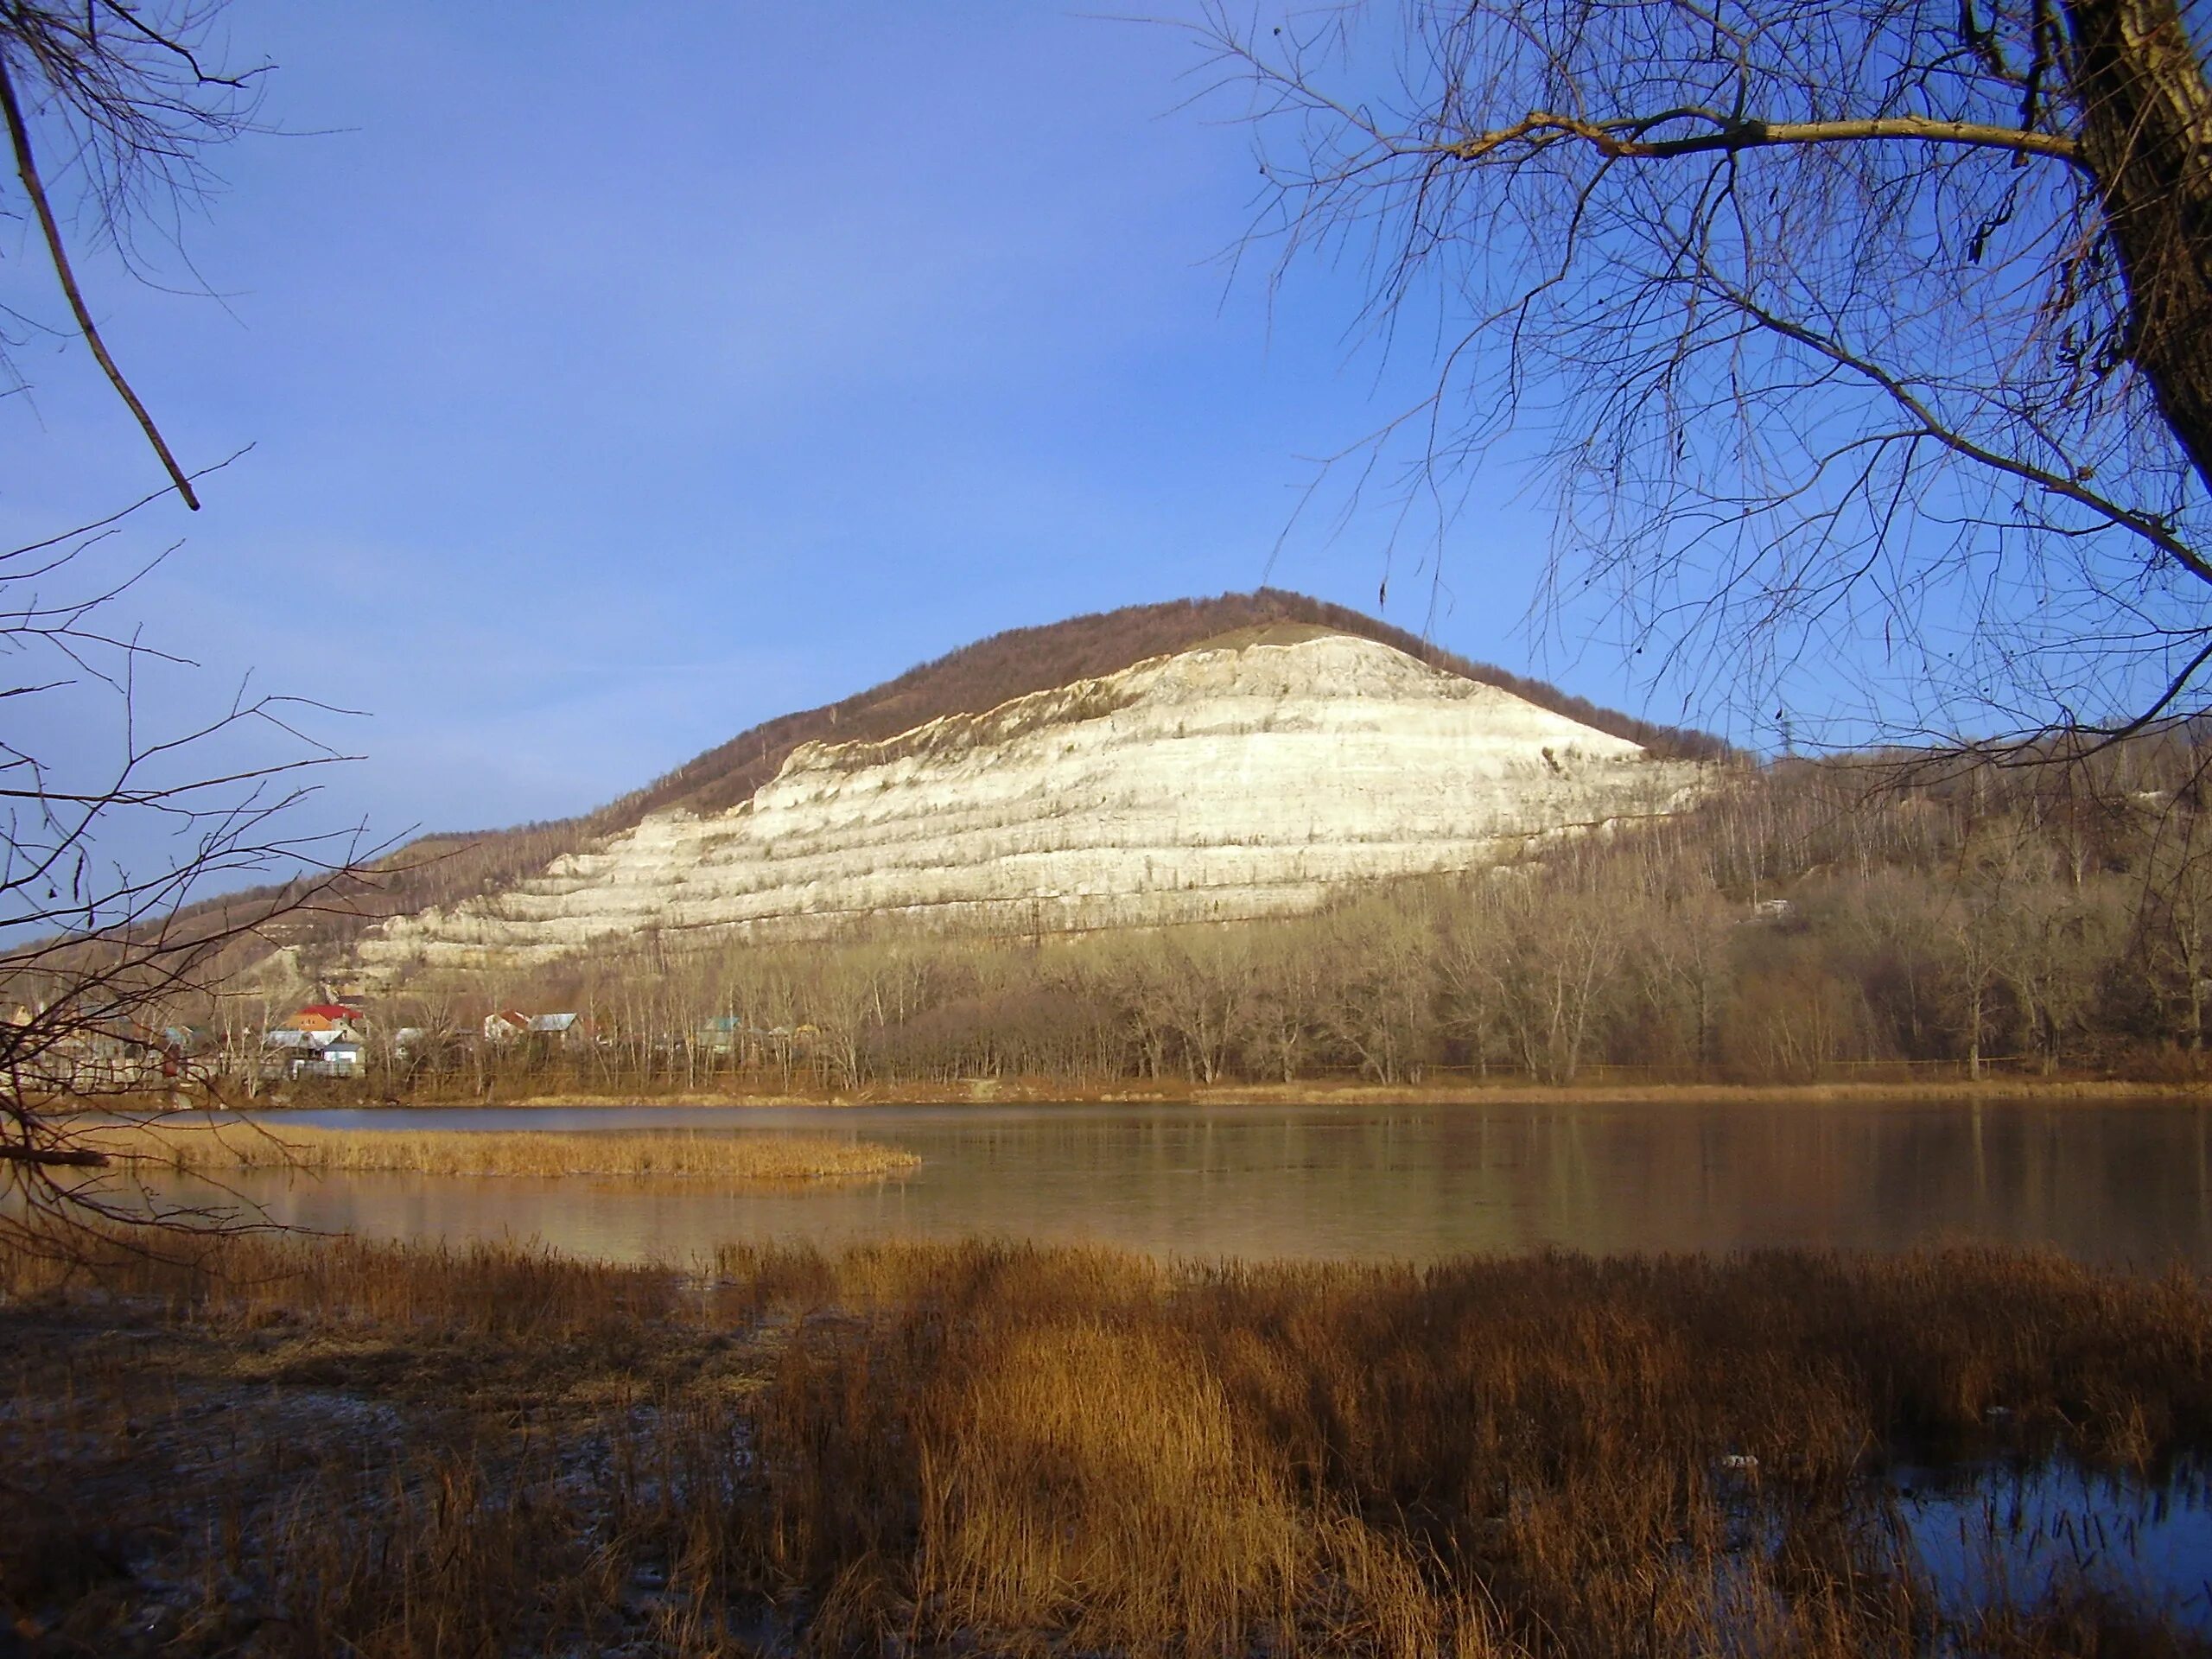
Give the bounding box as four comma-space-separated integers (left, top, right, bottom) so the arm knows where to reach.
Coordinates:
0, 43, 199, 510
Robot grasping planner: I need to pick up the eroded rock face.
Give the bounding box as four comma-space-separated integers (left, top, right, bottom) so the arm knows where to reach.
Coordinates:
358, 633, 1707, 971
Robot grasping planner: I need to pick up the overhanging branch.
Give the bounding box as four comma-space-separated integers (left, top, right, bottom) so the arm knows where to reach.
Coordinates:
1433, 111, 2087, 170
0, 42, 200, 510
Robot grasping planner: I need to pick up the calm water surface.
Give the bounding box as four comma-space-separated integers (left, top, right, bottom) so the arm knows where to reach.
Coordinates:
1897, 1458, 2212, 1634
143, 1099, 2212, 1268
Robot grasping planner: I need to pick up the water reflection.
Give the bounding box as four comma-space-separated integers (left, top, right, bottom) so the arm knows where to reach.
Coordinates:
1896, 1459, 2212, 1635
126, 1099, 2212, 1268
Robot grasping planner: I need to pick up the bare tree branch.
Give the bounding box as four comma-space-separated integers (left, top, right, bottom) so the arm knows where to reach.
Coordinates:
0, 41, 196, 505
1192, 0, 2212, 752
1429, 108, 2088, 167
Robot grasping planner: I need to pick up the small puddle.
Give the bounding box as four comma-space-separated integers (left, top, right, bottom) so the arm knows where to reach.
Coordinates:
1892, 1458, 2212, 1636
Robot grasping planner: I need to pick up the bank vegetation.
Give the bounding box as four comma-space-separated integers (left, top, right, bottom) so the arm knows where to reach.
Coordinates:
288, 737, 2212, 1100
4, 1229, 2209, 1655
84, 1122, 918, 1181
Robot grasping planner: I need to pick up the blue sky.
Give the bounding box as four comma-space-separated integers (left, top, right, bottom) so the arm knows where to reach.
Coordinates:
4, 3, 1643, 857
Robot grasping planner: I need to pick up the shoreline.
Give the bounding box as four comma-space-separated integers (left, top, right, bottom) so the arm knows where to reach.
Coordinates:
247, 1074, 2212, 1110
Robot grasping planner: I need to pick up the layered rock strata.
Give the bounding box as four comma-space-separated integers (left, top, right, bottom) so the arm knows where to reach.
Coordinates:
358, 632, 1707, 970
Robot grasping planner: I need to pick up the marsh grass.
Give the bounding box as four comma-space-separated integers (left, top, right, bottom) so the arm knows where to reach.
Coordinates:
82, 1119, 921, 1181
3, 1232, 2209, 1656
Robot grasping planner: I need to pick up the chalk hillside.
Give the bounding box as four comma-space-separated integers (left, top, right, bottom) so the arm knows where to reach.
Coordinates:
354, 618, 1712, 974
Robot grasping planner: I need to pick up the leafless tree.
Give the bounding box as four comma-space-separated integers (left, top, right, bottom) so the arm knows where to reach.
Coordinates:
1312, 891, 1440, 1081
0, 498, 370, 1257
0, 5, 378, 1259
1618, 874, 1733, 1065
1194, 0, 2212, 751
1987, 829, 2120, 1067
1148, 931, 1260, 1084
2132, 799, 2212, 1046
1941, 816, 2024, 1073
1468, 854, 1623, 1081
2, 3, 266, 505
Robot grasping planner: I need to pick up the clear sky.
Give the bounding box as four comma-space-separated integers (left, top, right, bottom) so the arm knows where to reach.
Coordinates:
4, 3, 1656, 858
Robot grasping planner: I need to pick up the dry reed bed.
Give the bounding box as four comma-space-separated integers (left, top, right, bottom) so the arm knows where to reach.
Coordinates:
83, 1119, 921, 1180
4, 1231, 2210, 1657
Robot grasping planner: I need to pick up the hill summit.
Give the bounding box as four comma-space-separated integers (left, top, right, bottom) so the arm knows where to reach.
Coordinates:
353, 607, 1712, 973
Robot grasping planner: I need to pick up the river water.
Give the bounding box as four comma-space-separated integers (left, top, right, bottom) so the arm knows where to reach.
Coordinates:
117, 1098, 2212, 1632
140, 1098, 2212, 1268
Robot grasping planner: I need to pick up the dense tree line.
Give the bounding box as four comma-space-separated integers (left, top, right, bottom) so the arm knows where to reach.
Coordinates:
338, 740, 2212, 1096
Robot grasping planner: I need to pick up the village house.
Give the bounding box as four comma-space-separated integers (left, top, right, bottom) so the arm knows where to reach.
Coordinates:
265, 1003, 369, 1078
284, 1003, 365, 1037
529, 1011, 588, 1045
483, 1010, 591, 1050
695, 1014, 745, 1056
39, 1024, 161, 1092
309, 1039, 365, 1078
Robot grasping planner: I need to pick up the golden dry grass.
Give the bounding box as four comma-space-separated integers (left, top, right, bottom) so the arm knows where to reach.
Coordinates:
723, 1242, 2212, 1656
4, 1230, 2209, 1656
79, 1119, 920, 1180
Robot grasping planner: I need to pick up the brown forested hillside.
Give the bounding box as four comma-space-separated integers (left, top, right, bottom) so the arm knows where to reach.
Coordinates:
342, 732, 2212, 1095
182, 589, 1724, 980
126, 704, 2212, 1093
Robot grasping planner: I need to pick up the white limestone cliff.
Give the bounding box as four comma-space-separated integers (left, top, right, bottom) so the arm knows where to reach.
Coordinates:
357, 632, 1708, 971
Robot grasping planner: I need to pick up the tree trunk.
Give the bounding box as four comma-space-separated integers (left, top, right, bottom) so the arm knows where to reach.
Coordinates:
2067, 0, 2212, 498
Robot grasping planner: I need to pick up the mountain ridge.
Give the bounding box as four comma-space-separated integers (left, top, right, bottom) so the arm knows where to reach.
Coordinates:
576, 589, 1722, 834
356, 627, 1711, 970
200, 590, 1723, 979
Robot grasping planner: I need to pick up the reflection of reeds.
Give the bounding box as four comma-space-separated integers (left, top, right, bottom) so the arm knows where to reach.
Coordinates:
84, 1120, 919, 1180
4, 1232, 2208, 1656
